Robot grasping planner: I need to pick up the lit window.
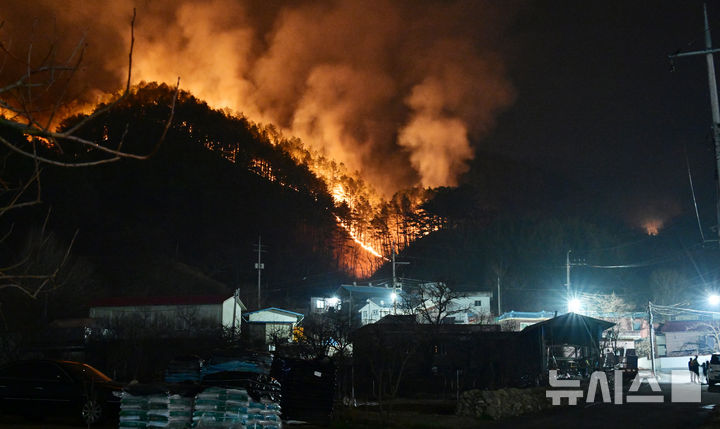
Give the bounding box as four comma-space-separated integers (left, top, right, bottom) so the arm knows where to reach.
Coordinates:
316, 300, 325, 309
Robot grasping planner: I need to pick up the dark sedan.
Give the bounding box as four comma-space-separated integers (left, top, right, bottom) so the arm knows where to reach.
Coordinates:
0, 359, 123, 425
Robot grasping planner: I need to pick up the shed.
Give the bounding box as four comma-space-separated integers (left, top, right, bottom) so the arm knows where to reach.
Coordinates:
244, 307, 304, 345
521, 312, 615, 377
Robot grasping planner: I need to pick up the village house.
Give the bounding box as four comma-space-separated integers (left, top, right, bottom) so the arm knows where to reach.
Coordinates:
358, 298, 395, 326
587, 312, 649, 354
497, 311, 556, 331
244, 307, 305, 347
655, 319, 720, 356
335, 283, 398, 326
438, 291, 493, 324
309, 296, 341, 314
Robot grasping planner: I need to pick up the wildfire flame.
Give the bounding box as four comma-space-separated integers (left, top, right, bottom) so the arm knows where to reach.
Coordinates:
335, 216, 386, 259
3, 0, 496, 277
642, 219, 662, 236
0, 0, 515, 198
332, 184, 347, 205
24, 134, 55, 149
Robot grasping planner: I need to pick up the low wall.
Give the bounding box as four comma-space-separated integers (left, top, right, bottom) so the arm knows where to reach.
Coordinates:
457, 388, 551, 420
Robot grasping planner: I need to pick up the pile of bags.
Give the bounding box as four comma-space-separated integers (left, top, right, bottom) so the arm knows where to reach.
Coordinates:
192, 386, 282, 429
119, 393, 149, 429
148, 394, 194, 428
119, 384, 198, 429
119, 385, 282, 429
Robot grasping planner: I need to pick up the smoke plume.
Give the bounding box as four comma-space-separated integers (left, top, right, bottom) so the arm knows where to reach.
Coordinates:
1, 0, 515, 195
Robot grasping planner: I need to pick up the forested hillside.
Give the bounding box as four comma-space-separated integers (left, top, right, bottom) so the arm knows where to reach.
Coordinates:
1, 83, 356, 328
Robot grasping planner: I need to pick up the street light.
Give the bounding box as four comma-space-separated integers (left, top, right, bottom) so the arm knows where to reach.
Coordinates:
390, 292, 397, 302
568, 298, 582, 313
709, 294, 720, 306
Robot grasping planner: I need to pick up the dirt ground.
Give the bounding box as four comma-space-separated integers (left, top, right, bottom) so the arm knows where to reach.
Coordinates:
0, 400, 475, 429
5, 399, 717, 429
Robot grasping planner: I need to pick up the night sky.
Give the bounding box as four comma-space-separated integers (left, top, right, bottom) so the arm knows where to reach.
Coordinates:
485, 1, 720, 235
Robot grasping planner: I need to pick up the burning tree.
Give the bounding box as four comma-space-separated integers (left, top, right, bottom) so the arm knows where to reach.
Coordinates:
0, 11, 178, 307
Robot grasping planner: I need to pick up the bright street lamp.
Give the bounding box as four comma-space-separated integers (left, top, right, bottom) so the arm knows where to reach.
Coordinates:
709, 294, 720, 306
568, 298, 582, 313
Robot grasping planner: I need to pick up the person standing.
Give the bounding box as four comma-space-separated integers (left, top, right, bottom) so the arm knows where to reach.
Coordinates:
689, 358, 696, 383
707, 360, 711, 384
692, 356, 701, 384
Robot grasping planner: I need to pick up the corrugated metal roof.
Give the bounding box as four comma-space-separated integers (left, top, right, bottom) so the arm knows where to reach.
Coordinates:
497, 310, 556, 321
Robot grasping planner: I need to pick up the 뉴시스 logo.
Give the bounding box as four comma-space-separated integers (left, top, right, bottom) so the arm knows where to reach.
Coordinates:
545, 370, 701, 405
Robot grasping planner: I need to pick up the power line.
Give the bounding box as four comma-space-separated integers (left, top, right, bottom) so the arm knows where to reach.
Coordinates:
686, 145, 706, 242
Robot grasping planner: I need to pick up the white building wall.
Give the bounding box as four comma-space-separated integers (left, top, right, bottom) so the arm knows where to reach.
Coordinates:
664, 331, 706, 355
358, 301, 395, 326
452, 294, 492, 315
221, 297, 243, 330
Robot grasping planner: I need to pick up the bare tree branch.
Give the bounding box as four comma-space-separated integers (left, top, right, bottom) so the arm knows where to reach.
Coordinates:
0, 8, 179, 305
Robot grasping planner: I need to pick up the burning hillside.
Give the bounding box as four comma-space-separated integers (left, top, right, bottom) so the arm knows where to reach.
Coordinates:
0, 1, 516, 277
0, 0, 515, 196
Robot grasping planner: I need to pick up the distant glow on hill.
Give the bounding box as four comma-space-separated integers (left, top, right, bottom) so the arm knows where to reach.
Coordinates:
642, 218, 662, 236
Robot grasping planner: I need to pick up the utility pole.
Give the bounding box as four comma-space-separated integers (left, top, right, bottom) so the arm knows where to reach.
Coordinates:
497, 276, 501, 316
669, 3, 720, 244
231, 288, 240, 339
253, 236, 267, 309
564, 250, 587, 295
648, 301, 656, 376
565, 250, 572, 294
391, 244, 409, 314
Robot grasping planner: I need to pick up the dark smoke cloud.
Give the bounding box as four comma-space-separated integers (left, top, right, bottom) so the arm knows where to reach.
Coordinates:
1, 0, 516, 195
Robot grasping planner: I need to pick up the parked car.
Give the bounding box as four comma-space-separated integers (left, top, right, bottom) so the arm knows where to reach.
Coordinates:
708, 353, 720, 386
0, 359, 123, 424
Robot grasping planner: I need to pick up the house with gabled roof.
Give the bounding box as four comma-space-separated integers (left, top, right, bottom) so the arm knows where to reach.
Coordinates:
656, 319, 720, 356
357, 298, 395, 326
244, 307, 305, 346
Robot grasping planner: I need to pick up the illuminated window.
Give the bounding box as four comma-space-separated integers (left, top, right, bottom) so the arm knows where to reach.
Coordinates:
316, 300, 325, 309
